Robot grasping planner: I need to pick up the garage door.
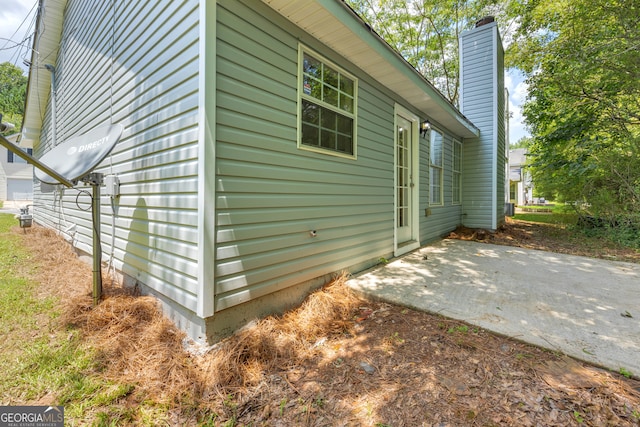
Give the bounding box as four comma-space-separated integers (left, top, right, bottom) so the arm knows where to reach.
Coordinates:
7, 179, 33, 201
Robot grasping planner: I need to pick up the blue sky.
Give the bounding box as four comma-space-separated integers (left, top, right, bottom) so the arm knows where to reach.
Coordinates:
505, 68, 530, 143
1, 0, 530, 143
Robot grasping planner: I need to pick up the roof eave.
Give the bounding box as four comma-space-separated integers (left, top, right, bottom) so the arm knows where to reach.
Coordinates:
22, 0, 481, 147
21, 0, 68, 149
262, 0, 479, 139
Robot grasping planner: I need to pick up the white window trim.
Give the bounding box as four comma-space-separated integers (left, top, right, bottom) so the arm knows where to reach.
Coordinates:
452, 139, 462, 205
429, 128, 444, 206
297, 44, 358, 160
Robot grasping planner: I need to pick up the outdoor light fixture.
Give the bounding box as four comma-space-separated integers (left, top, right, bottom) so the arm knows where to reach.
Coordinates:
420, 120, 431, 137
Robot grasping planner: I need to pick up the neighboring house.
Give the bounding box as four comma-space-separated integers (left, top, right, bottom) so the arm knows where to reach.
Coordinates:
0, 133, 34, 202
508, 148, 532, 205
21, 0, 506, 344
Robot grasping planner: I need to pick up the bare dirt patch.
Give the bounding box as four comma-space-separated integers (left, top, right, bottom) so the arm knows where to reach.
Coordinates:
15, 223, 640, 426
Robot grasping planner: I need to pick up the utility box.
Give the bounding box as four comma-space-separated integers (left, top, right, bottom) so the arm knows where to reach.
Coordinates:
505, 203, 515, 217
104, 174, 120, 197
18, 207, 33, 228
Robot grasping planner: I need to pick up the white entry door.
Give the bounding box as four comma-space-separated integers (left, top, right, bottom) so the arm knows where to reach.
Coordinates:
395, 113, 417, 250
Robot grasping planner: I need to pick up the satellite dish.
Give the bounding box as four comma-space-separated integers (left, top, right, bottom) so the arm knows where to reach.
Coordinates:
32, 123, 123, 307
35, 123, 124, 184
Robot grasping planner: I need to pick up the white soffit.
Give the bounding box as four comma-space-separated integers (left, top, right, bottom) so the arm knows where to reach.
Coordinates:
21, 0, 68, 148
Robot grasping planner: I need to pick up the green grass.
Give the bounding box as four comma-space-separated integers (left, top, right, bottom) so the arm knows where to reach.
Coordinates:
514, 204, 640, 249
0, 214, 211, 425
513, 212, 578, 225
514, 203, 579, 225
0, 214, 136, 423
518, 204, 555, 211
0, 214, 38, 333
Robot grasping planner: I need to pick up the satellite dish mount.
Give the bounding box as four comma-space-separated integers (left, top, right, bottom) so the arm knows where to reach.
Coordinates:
31, 124, 124, 306
2, 124, 123, 305
82, 172, 106, 306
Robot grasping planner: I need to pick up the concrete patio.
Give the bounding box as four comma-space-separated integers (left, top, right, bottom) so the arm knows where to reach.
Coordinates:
347, 239, 640, 377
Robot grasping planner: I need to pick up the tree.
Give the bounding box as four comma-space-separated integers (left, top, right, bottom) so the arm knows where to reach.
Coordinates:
0, 62, 28, 135
345, 0, 516, 106
510, 0, 640, 235
510, 136, 531, 149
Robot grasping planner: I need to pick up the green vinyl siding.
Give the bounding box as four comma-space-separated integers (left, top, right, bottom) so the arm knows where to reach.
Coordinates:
214, 0, 395, 312
419, 129, 463, 243
33, 0, 201, 311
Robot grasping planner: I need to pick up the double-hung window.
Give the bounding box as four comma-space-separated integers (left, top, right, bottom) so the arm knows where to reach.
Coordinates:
299, 47, 357, 157
429, 130, 443, 205
8, 148, 33, 164
452, 140, 462, 204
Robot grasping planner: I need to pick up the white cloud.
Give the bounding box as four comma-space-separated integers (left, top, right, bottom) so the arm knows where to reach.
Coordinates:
512, 79, 528, 105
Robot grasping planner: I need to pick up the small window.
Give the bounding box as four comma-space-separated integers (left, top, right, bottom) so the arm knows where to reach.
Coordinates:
8, 148, 32, 164
429, 130, 443, 205
452, 140, 462, 204
299, 47, 357, 157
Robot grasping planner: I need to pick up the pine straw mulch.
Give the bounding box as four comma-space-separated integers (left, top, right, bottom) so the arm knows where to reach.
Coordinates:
14, 223, 640, 426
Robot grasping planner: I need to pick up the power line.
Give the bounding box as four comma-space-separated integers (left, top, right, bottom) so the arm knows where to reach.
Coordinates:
0, 0, 38, 51
1, 0, 39, 70
0, 35, 32, 51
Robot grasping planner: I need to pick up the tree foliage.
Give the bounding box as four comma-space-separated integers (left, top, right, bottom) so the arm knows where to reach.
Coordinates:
510, 0, 640, 233
510, 136, 531, 149
344, 0, 515, 106
0, 62, 28, 135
